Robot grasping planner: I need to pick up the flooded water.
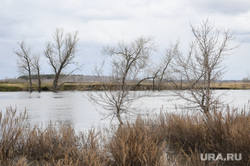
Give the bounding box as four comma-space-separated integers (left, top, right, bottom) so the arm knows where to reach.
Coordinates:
0, 90, 249, 131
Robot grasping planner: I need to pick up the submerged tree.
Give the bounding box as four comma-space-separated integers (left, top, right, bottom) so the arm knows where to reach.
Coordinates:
155, 42, 179, 90
89, 36, 155, 125
172, 19, 236, 119
44, 28, 79, 92
15, 41, 33, 92
31, 54, 42, 92
136, 42, 177, 91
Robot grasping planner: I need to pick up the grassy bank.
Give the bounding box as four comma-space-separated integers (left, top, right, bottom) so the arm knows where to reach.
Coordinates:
0, 81, 154, 91
1, 81, 250, 91
0, 106, 249, 166
0, 82, 51, 91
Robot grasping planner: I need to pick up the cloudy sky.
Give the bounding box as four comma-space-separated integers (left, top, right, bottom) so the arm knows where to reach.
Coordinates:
0, 0, 250, 80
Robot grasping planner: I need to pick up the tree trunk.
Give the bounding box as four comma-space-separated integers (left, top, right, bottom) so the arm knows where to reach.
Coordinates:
137, 76, 154, 86
37, 69, 41, 93
204, 110, 212, 123
28, 70, 33, 93
152, 77, 156, 91
180, 77, 183, 90
117, 112, 123, 126
53, 73, 60, 92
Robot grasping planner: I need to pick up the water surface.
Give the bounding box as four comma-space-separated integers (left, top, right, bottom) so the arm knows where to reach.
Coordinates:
0, 90, 249, 131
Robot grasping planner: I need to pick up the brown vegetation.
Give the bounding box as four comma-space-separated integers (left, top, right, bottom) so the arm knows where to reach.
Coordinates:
0, 106, 249, 165
158, 106, 250, 166
1, 81, 250, 92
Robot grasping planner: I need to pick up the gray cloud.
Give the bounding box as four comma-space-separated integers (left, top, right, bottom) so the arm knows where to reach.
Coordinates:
190, 0, 250, 15
0, 0, 249, 80
235, 31, 250, 41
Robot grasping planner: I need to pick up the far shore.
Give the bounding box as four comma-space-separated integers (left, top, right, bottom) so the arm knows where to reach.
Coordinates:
1, 80, 250, 92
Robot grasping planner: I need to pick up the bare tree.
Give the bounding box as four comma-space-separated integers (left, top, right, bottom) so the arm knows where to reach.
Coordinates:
32, 54, 42, 92
136, 65, 158, 90
156, 42, 179, 90
136, 42, 178, 91
15, 41, 33, 92
44, 28, 79, 92
89, 36, 155, 125
242, 72, 250, 82
172, 19, 236, 119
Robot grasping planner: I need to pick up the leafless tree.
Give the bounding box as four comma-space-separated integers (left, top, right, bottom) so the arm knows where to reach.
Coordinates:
156, 42, 179, 90
44, 28, 79, 92
136, 42, 178, 91
136, 64, 157, 90
172, 19, 236, 119
32, 54, 42, 92
15, 41, 33, 92
242, 72, 250, 82
89, 36, 155, 125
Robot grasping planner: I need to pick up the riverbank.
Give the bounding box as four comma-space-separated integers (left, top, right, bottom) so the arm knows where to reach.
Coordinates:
1, 81, 250, 91
0, 106, 249, 166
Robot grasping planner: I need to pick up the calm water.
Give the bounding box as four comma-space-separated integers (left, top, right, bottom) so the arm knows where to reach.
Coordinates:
0, 90, 249, 131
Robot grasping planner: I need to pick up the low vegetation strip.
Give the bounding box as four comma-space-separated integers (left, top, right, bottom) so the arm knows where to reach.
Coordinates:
0, 106, 249, 166
1, 81, 250, 91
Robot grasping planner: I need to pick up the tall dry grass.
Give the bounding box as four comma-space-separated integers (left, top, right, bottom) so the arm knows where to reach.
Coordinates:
157, 105, 250, 166
0, 106, 249, 165
0, 107, 108, 166
0, 107, 27, 160
106, 117, 166, 166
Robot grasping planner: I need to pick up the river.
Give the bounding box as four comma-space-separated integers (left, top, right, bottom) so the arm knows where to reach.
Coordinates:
0, 90, 249, 131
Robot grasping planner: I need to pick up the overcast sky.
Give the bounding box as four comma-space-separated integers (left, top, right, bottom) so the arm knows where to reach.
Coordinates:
0, 0, 250, 80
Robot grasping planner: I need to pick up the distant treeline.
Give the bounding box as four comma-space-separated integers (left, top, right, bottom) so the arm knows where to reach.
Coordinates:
17, 74, 112, 82
17, 74, 244, 83
18, 74, 63, 80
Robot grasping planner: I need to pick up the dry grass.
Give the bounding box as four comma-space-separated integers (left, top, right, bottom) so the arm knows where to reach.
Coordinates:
0, 107, 27, 160
0, 82, 51, 91
0, 107, 108, 166
107, 117, 166, 166
211, 82, 250, 89
0, 106, 249, 165
156, 106, 250, 166
2, 81, 250, 91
